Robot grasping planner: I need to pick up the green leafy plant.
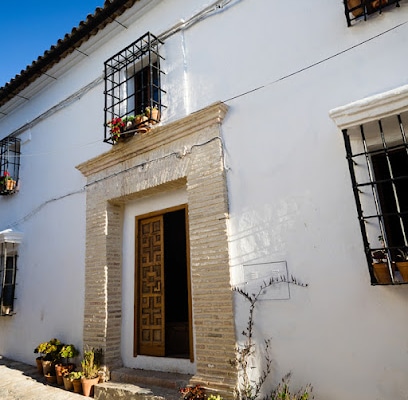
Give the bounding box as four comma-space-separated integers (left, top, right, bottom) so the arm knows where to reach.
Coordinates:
270, 373, 313, 400
68, 370, 83, 380
207, 395, 224, 400
59, 344, 79, 364
231, 276, 308, 400
179, 385, 206, 400
34, 338, 64, 362
0, 171, 12, 184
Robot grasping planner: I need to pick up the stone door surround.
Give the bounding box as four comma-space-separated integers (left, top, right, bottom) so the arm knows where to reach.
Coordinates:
77, 102, 237, 395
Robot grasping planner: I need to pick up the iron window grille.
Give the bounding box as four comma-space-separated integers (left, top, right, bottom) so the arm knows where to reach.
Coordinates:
344, 0, 400, 26
0, 237, 21, 317
104, 32, 166, 145
343, 113, 408, 284
0, 137, 21, 196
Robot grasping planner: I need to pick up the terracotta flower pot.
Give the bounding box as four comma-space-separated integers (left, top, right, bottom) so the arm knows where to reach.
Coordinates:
55, 363, 75, 385
372, 262, 392, 284
6, 179, 15, 191
397, 261, 408, 282
347, 0, 364, 17
63, 375, 74, 391
42, 360, 54, 376
72, 378, 82, 394
35, 357, 43, 374
45, 374, 57, 385
81, 376, 100, 397
146, 107, 160, 124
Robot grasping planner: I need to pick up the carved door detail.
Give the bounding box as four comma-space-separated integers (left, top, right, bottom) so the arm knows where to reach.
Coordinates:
138, 215, 165, 356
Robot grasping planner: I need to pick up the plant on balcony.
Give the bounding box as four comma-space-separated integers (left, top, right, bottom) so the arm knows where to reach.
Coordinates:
107, 117, 126, 142
145, 106, 160, 124
371, 236, 392, 284
0, 171, 15, 191
396, 248, 408, 282
108, 108, 160, 143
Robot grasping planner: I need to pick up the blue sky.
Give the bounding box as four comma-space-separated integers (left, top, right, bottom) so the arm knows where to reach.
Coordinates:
0, 1, 105, 87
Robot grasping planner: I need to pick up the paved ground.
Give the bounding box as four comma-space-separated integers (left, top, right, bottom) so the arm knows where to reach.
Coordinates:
0, 356, 83, 400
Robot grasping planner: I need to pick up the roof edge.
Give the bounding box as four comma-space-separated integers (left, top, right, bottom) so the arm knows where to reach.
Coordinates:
0, 0, 139, 108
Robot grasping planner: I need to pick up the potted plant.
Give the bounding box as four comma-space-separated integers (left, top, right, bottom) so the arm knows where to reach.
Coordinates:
145, 106, 160, 124
35, 338, 64, 377
107, 117, 126, 142
33, 345, 45, 374
68, 370, 83, 394
371, 236, 392, 284
396, 248, 408, 282
135, 113, 149, 133
179, 385, 206, 400
0, 171, 15, 192
81, 347, 103, 397
55, 344, 79, 386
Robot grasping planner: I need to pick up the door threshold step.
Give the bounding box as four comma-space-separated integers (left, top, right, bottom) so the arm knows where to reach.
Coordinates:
110, 367, 192, 389
95, 381, 181, 400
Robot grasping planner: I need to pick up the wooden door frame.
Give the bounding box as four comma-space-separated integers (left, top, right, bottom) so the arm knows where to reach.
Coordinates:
133, 204, 193, 361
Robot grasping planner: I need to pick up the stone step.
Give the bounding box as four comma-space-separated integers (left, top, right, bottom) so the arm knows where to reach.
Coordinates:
95, 382, 180, 400
94, 367, 192, 400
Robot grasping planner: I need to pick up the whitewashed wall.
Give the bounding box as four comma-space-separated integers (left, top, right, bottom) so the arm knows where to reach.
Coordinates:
0, 0, 408, 398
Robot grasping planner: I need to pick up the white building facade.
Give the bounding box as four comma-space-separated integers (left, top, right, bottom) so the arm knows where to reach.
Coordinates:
0, 0, 407, 399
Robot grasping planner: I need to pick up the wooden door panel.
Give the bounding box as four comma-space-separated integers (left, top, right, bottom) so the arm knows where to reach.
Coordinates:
138, 216, 165, 356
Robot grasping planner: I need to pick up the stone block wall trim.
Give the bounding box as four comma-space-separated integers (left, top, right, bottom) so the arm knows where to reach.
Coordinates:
77, 101, 237, 393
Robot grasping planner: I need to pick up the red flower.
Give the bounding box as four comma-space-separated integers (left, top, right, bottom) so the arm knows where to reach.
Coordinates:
107, 117, 126, 140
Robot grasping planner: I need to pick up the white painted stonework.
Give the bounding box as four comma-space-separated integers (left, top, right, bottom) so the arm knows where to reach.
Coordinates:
0, 0, 408, 398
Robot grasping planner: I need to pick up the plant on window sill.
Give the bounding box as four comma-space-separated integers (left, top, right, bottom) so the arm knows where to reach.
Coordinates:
0, 171, 16, 192
371, 236, 408, 284
107, 107, 161, 143
371, 248, 393, 285
396, 249, 408, 282
347, 0, 391, 18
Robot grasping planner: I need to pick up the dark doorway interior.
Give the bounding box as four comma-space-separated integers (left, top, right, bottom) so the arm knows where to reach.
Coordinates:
163, 209, 190, 358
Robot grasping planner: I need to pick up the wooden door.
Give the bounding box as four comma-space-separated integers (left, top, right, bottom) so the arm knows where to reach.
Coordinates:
137, 215, 165, 356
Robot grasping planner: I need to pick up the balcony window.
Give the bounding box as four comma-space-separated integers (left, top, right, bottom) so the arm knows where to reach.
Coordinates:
104, 32, 166, 144
344, 0, 401, 26
0, 137, 21, 195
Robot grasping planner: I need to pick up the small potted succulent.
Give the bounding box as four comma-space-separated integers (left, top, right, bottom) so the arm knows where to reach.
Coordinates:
396, 248, 408, 282
371, 236, 392, 284
68, 370, 83, 393
145, 105, 160, 124
56, 344, 79, 386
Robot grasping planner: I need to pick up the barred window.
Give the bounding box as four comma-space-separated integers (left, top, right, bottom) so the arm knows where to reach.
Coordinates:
104, 32, 166, 144
0, 137, 20, 196
343, 113, 408, 284
344, 0, 401, 26
0, 230, 22, 316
